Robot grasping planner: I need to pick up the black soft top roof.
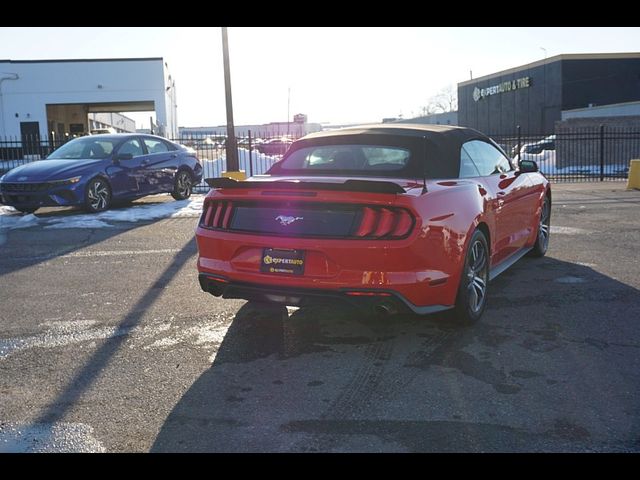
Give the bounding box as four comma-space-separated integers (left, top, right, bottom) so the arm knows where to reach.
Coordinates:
288, 124, 493, 179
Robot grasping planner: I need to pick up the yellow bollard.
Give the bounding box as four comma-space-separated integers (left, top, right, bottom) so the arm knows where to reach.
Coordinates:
627, 160, 640, 190
221, 170, 246, 181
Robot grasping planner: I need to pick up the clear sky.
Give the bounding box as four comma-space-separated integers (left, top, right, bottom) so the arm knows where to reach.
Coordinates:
1, 27, 639, 128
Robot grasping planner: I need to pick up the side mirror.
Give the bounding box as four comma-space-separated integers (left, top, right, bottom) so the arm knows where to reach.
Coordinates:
115, 153, 133, 161
518, 159, 539, 174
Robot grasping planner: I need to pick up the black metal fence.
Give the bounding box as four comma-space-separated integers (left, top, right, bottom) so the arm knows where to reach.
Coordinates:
1, 136, 67, 175
2, 127, 639, 191
491, 126, 640, 182
170, 130, 303, 193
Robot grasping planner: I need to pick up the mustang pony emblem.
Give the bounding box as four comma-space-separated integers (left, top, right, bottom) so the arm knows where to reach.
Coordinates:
275, 215, 303, 226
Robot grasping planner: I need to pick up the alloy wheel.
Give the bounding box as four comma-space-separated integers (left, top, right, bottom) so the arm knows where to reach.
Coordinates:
466, 239, 488, 314
176, 172, 192, 198
538, 199, 550, 250
87, 180, 110, 211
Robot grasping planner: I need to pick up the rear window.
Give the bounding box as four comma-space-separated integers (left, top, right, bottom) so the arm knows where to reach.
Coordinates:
271, 145, 411, 174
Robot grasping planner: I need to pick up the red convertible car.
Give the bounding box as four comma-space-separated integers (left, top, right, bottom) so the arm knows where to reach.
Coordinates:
196, 125, 550, 324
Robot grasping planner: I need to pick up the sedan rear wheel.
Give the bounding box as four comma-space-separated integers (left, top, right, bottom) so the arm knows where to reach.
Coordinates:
84, 178, 111, 213
171, 171, 193, 200
452, 229, 489, 325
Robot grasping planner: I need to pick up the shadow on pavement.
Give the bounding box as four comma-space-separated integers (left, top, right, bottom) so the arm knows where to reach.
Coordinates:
32, 237, 197, 425
0, 195, 189, 277
152, 257, 640, 452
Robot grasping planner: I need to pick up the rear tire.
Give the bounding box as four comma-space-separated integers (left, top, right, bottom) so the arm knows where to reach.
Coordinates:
529, 196, 550, 258
452, 229, 489, 326
171, 170, 193, 200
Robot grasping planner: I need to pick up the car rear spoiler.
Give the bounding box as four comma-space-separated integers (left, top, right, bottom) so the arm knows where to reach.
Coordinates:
204, 177, 406, 194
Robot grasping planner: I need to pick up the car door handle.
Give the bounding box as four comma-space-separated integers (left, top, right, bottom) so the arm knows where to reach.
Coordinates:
170, 153, 177, 158
141, 159, 149, 165
497, 191, 506, 196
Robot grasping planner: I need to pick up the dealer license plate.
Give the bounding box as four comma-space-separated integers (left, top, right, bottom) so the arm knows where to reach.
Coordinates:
260, 248, 306, 275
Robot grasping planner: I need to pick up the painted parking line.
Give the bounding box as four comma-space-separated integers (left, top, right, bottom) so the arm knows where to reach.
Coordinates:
6, 248, 184, 263
62, 248, 183, 258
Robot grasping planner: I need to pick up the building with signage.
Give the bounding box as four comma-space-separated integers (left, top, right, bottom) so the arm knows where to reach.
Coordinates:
0, 57, 178, 143
457, 52, 640, 135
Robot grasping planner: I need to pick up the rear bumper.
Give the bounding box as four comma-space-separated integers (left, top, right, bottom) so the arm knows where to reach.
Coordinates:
198, 273, 451, 315
196, 226, 460, 313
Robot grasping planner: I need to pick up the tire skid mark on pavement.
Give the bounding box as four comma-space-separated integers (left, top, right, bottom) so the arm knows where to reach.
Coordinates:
294, 321, 455, 452
297, 339, 394, 452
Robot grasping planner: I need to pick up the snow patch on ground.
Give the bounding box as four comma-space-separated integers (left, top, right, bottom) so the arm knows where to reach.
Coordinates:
551, 226, 590, 235
0, 422, 105, 453
0, 314, 229, 361
0, 195, 205, 232
44, 218, 112, 229
143, 320, 229, 351
0, 212, 40, 230
0, 324, 133, 360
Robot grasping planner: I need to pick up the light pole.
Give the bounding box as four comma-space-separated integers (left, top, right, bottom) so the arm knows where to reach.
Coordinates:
540, 47, 547, 133
221, 27, 240, 176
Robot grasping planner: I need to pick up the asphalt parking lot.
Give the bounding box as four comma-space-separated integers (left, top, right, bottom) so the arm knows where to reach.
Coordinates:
1, 182, 639, 452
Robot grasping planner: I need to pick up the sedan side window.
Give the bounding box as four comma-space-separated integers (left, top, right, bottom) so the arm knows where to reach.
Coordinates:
144, 138, 170, 154
118, 139, 144, 157
463, 140, 513, 176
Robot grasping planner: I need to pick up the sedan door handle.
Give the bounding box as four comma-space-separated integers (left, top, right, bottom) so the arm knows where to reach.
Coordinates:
497, 191, 506, 196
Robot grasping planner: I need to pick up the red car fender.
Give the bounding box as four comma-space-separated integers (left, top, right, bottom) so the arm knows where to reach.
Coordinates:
409, 181, 490, 304
524, 184, 552, 247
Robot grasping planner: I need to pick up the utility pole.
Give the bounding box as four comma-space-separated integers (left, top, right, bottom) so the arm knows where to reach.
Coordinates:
221, 27, 240, 176
540, 47, 547, 133
287, 87, 291, 138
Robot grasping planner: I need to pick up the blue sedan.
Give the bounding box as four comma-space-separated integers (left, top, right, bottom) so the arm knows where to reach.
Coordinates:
0, 134, 203, 214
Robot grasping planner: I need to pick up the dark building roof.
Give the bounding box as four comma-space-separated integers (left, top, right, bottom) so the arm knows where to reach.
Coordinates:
459, 52, 640, 87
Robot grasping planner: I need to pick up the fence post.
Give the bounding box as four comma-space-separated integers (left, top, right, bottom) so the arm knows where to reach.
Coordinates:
599, 124, 605, 182
248, 129, 253, 177
516, 125, 521, 164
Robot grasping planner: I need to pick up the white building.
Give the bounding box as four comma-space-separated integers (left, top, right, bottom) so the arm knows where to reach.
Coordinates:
0, 57, 178, 142
88, 112, 136, 133
561, 100, 640, 120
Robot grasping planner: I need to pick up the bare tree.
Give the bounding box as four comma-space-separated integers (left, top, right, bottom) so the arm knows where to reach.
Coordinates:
421, 85, 458, 115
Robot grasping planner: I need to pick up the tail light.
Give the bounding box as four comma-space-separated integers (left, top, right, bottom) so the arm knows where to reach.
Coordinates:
353, 206, 415, 239
199, 200, 414, 239
200, 200, 234, 229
